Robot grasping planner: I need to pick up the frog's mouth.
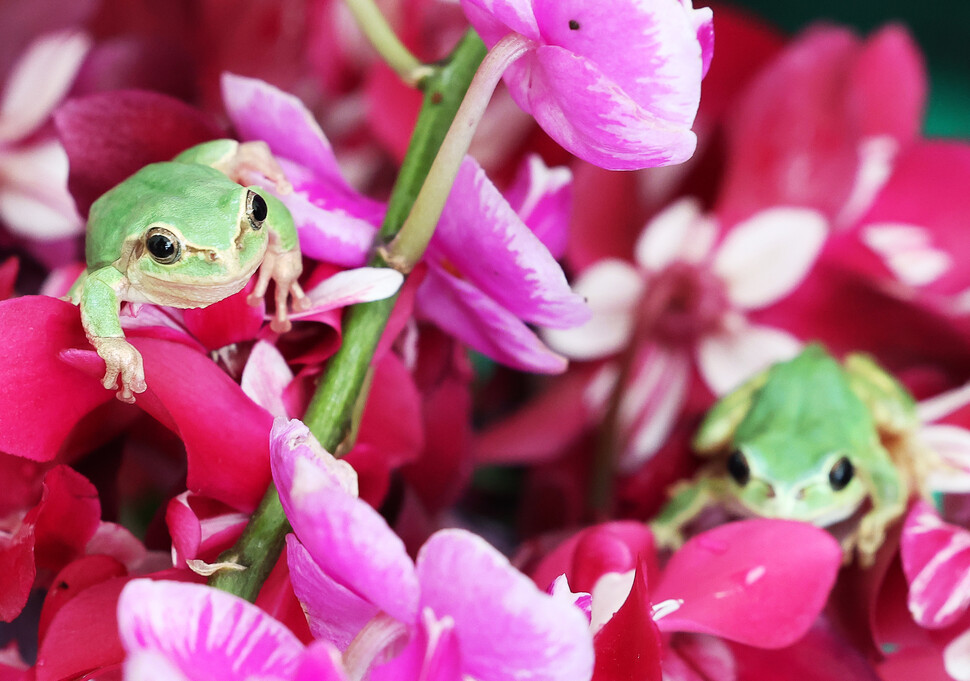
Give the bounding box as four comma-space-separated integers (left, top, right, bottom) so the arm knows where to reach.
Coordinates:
127, 246, 265, 309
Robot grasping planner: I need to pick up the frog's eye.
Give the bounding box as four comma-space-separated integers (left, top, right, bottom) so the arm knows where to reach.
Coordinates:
727, 450, 750, 486
247, 191, 267, 230
828, 456, 854, 491
145, 227, 181, 265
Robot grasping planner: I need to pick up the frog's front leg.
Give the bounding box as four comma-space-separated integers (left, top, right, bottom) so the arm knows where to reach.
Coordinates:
246, 191, 310, 332
78, 267, 146, 403
650, 473, 726, 550
845, 451, 906, 567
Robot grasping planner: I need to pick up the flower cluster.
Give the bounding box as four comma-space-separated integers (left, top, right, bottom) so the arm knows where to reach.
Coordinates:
0, 1, 968, 680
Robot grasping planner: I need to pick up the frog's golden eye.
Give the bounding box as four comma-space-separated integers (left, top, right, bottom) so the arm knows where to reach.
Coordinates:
828, 456, 854, 491
145, 227, 181, 265
727, 449, 750, 486
247, 191, 267, 230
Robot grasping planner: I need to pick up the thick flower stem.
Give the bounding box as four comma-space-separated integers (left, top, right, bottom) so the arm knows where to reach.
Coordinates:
208, 30, 487, 602
382, 32, 533, 272
343, 0, 432, 84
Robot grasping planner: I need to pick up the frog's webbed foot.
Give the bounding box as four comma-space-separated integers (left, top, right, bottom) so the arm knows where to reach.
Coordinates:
91, 336, 146, 404
248, 248, 309, 333
221, 141, 292, 195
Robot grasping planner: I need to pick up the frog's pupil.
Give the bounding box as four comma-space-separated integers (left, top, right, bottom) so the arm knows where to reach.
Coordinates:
829, 456, 854, 491
727, 450, 750, 486
251, 194, 268, 223
147, 234, 176, 262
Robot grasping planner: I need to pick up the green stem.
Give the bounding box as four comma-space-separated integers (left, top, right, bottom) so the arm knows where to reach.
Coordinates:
208, 30, 487, 602
344, 0, 432, 84
383, 33, 533, 272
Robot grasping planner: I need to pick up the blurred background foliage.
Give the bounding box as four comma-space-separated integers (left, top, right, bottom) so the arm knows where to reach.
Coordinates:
726, 0, 970, 137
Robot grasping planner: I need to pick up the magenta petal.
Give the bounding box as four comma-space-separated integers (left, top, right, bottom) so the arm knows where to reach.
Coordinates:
417, 529, 594, 681
460, 0, 540, 42
286, 535, 378, 651
901, 501, 970, 629
221, 73, 349, 191
182, 288, 264, 351
0, 296, 113, 461
293, 641, 351, 681
503, 155, 573, 259
165, 492, 247, 566
432, 157, 588, 328
592, 560, 662, 681
417, 268, 569, 374
54, 90, 221, 214
370, 608, 463, 681
270, 419, 420, 624
652, 520, 841, 648
118, 580, 304, 680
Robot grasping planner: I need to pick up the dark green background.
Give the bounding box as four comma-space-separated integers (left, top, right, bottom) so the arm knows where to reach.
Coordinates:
725, 0, 970, 137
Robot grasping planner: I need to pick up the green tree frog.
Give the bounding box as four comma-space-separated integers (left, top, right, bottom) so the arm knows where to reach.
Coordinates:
69, 139, 309, 403
651, 343, 922, 566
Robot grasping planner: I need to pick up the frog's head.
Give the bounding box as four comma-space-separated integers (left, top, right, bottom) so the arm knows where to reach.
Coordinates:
115, 167, 271, 308
722, 433, 870, 526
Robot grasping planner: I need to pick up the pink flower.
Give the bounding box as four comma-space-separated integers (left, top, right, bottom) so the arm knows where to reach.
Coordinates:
270, 418, 594, 680
460, 0, 714, 170
543, 198, 825, 468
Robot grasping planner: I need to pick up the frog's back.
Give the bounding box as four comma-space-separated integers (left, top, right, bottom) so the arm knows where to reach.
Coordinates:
85, 162, 243, 270
734, 344, 874, 452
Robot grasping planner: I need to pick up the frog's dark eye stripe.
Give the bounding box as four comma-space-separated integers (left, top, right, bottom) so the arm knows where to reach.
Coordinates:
145, 227, 181, 265
246, 190, 267, 230
727, 449, 750, 486
829, 456, 854, 491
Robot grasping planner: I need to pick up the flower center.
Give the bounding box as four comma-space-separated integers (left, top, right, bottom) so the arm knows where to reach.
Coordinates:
640, 262, 727, 345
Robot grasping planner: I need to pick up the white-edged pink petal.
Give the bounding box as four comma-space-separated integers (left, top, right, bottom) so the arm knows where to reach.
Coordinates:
221, 73, 348, 189
697, 322, 801, 395
286, 535, 379, 651
294, 641, 352, 681
713, 207, 827, 309
861, 222, 952, 287
918, 382, 970, 423
460, 0, 540, 42
618, 344, 690, 470
0, 141, 82, 239
589, 570, 635, 635
370, 608, 463, 681
240, 341, 294, 419
124, 650, 190, 681
634, 198, 714, 271
503, 154, 573, 259
118, 579, 305, 681
432, 157, 588, 329
543, 259, 642, 361
0, 30, 91, 143
901, 501, 970, 629
921, 424, 970, 493
417, 267, 570, 374
288, 268, 403, 320
416, 528, 594, 681
270, 418, 419, 625
86, 522, 147, 571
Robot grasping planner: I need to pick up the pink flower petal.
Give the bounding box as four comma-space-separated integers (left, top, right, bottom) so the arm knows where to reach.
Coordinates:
54, 90, 222, 215
293, 641, 351, 681
0, 141, 82, 240
181, 287, 265, 352
503, 154, 573, 259
417, 267, 569, 374
617, 344, 690, 470
652, 519, 841, 648
289, 268, 403, 320
0, 30, 91, 143
240, 341, 294, 419
279, 184, 377, 267
432, 157, 588, 329
945, 629, 970, 681
921, 425, 970, 493
117, 580, 304, 680
0, 297, 113, 462
286, 536, 379, 651
370, 608, 463, 681
417, 528, 594, 681
901, 502, 970, 629
696, 322, 801, 396
543, 259, 642, 361
165, 493, 247, 567
713, 208, 827, 310
270, 419, 419, 624
591, 559, 663, 681
460, 0, 540, 43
